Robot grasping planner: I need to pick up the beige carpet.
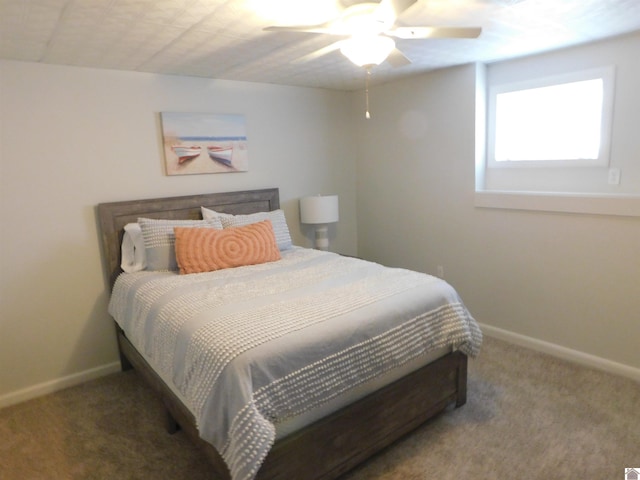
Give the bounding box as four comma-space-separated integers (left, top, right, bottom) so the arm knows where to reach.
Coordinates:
1, 337, 638, 480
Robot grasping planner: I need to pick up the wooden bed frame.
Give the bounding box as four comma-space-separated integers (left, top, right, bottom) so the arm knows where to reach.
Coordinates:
97, 188, 468, 480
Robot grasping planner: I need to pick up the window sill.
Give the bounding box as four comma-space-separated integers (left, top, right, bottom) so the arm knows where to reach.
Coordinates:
475, 190, 640, 217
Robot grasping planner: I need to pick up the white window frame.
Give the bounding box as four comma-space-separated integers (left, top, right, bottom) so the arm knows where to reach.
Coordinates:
486, 66, 615, 169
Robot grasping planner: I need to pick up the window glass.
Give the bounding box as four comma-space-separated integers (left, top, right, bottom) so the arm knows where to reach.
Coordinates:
494, 79, 603, 162
487, 67, 614, 169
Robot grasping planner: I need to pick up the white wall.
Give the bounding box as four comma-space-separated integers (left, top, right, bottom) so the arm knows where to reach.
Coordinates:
356, 38, 640, 376
0, 60, 357, 405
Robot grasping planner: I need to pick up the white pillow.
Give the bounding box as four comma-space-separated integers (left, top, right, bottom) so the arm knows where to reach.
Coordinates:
138, 217, 223, 271
120, 223, 146, 273
201, 206, 233, 220
201, 206, 293, 250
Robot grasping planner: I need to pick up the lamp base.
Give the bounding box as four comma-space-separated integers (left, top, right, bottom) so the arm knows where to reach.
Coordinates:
314, 225, 329, 251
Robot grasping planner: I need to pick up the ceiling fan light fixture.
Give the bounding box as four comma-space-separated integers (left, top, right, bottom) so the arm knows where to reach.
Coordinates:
340, 35, 395, 67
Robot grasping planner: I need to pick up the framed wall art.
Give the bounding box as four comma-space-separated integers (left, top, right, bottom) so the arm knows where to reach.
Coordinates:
160, 112, 249, 175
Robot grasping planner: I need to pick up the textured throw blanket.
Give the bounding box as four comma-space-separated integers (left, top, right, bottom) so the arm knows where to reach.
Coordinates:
109, 248, 482, 480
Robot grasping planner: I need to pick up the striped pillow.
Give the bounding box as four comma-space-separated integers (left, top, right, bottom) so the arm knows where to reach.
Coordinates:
201, 207, 292, 250
174, 220, 281, 274
138, 217, 223, 271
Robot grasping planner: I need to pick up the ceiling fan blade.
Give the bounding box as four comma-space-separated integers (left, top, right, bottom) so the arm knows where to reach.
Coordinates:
293, 41, 344, 64
386, 47, 412, 67
387, 26, 482, 39
264, 23, 337, 35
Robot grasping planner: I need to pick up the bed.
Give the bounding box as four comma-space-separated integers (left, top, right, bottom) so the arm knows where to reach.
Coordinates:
97, 188, 481, 480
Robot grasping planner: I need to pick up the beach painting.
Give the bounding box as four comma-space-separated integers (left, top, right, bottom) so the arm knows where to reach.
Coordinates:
160, 112, 249, 175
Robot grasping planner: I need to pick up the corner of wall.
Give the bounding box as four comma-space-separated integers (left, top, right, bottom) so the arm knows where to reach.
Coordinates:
474, 62, 487, 192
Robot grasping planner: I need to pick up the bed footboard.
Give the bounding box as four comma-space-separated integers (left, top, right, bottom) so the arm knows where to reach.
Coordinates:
115, 323, 467, 480
262, 350, 467, 480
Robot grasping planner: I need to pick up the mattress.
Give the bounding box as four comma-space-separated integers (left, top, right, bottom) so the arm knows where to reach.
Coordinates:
109, 247, 482, 480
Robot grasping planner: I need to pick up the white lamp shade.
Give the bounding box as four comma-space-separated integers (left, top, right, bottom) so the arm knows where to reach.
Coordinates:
340, 35, 395, 67
300, 195, 339, 224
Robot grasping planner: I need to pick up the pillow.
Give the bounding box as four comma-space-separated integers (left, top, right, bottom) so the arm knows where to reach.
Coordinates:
138, 217, 223, 271
201, 206, 292, 250
120, 222, 146, 273
174, 220, 281, 274
200, 206, 233, 220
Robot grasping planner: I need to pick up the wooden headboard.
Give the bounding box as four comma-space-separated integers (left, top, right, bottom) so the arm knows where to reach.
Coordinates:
97, 188, 280, 287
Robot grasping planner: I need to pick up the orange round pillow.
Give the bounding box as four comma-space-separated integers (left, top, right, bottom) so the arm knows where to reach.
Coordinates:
174, 220, 281, 274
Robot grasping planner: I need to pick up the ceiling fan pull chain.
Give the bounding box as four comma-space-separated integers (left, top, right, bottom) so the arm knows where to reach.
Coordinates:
365, 66, 372, 119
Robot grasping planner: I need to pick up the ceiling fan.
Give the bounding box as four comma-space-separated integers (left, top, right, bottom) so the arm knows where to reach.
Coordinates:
264, 0, 482, 68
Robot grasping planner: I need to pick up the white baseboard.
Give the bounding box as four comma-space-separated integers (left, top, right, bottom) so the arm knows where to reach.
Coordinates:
480, 323, 640, 383
0, 361, 121, 410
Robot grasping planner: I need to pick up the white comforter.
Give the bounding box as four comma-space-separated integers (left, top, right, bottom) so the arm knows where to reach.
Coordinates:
109, 247, 482, 480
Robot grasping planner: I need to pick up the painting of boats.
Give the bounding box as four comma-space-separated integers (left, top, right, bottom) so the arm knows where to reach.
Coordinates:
207, 145, 233, 167
172, 145, 202, 164
160, 112, 249, 175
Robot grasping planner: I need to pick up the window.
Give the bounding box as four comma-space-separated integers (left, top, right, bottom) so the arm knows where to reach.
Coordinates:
487, 67, 615, 168
475, 42, 640, 217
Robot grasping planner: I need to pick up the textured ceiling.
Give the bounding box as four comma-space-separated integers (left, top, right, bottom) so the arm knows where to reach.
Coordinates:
1, 0, 639, 91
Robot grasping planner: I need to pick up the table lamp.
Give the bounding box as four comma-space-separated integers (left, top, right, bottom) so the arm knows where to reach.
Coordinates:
299, 195, 339, 250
